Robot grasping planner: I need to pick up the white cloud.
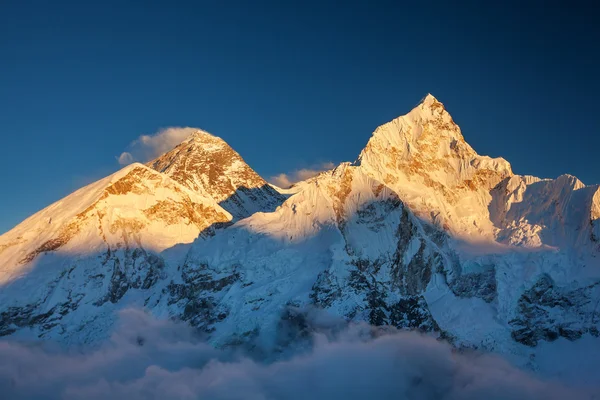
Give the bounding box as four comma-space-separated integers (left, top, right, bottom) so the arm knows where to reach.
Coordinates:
269, 162, 336, 188
117, 152, 134, 165
117, 127, 199, 165
0, 308, 596, 399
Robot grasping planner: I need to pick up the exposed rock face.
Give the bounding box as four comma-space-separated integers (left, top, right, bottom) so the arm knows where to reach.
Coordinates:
97, 248, 167, 305
167, 260, 239, 332
147, 130, 285, 219
510, 274, 600, 346
0, 246, 168, 341
1, 94, 600, 366
449, 266, 497, 303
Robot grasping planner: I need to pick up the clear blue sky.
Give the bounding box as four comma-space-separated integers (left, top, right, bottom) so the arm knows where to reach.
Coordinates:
0, 0, 598, 234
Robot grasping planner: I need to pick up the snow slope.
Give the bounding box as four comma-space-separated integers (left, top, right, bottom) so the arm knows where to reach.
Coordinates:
0, 163, 231, 342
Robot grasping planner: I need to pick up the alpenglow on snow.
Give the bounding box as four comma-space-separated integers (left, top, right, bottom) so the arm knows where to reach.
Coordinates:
1, 94, 599, 372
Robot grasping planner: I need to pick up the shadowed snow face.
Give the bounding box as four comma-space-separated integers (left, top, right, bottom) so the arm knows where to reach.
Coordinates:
0, 309, 595, 400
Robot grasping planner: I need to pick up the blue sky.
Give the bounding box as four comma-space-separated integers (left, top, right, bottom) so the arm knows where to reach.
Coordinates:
0, 0, 598, 234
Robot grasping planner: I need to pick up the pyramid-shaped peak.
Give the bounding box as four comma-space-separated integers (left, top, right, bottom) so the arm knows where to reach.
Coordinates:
362, 93, 458, 155
181, 129, 231, 153
147, 127, 285, 219
188, 128, 216, 138
187, 129, 225, 142
357, 92, 512, 188
419, 93, 444, 109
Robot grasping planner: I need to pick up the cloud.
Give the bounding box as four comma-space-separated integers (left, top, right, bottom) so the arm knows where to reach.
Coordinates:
0, 308, 597, 400
117, 127, 199, 165
117, 152, 134, 165
269, 162, 336, 188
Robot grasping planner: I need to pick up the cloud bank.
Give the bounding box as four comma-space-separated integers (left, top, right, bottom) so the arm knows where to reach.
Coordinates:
117, 127, 198, 165
269, 162, 336, 188
0, 309, 596, 400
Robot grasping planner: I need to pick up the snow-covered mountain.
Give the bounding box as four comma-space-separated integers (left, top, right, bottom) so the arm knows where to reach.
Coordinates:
0, 163, 231, 340
1, 95, 599, 371
147, 130, 285, 220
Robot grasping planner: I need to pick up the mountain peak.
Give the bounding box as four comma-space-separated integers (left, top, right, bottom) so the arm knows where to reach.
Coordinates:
147, 130, 285, 219
420, 93, 441, 107
356, 94, 513, 235
359, 94, 512, 180
359, 93, 462, 161
183, 129, 229, 151
187, 129, 218, 140
414, 93, 448, 120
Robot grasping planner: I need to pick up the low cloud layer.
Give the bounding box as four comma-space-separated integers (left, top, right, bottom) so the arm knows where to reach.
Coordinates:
117, 127, 198, 165
0, 309, 596, 400
269, 162, 336, 188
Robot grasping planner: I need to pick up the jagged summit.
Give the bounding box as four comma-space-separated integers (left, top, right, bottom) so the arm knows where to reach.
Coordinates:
362, 93, 468, 156
355, 95, 512, 236
147, 128, 285, 219
419, 93, 441, 107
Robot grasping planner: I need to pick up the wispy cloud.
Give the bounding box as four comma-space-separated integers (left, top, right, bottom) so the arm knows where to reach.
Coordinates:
117, 127, 198, 165
269, 162, 336, 188
117, 152, 134, 165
